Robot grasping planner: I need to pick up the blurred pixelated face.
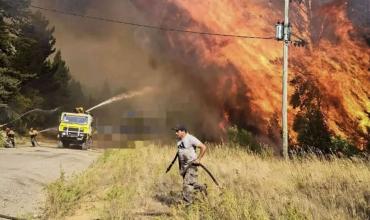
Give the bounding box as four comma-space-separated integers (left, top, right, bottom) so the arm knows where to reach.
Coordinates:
175, 130, 186, 139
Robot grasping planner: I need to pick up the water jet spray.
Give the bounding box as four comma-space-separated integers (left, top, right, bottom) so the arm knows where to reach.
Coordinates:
38, 127, 58, 133
0, 107, 60, 128
86, 87, 153, 112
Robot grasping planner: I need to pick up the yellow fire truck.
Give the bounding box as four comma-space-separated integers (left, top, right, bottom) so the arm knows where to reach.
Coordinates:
57, 111, 93, 150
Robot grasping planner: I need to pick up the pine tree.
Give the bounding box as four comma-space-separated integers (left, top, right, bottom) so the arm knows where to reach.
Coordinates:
0, 0, 29, 102
0, 1, 86, 131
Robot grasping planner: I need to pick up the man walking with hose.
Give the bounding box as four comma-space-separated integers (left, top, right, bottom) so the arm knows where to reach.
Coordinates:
173, 125, 207, 204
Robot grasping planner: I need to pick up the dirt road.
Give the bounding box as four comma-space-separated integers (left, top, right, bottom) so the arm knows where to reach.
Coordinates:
0, 143, 100, 218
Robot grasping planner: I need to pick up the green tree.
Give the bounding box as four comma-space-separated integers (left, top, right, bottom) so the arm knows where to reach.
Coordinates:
0, 0, 29, 102
39, 50, 71, 108
290, 75, 332, 152
0, 1, 86, 131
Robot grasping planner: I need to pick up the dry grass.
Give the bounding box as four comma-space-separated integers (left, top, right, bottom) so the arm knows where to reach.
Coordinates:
44, 143, 370, 220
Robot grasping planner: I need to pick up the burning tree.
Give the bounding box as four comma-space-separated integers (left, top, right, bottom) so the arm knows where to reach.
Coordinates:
30, 0, 369, 150
129, 0, 369, 149
289, 0, 369, 150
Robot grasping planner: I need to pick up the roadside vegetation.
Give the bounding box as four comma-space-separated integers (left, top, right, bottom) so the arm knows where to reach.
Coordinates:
44, 143, 370, 220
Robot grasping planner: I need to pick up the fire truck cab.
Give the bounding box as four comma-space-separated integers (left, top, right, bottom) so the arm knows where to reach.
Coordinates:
57, 112, 93, 150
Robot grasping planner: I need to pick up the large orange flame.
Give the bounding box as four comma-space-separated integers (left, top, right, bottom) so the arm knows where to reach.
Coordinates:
133, 0, 369, 146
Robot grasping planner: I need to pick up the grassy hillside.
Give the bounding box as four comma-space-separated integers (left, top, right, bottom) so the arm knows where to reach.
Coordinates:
43, 144, 370, 219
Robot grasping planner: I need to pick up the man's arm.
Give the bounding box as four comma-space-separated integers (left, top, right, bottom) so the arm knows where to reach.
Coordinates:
195, 143, 207, 164
189, 134, 207, 164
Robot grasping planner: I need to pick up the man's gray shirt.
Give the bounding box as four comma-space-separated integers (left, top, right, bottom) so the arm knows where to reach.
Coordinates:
177, 134, 202, 170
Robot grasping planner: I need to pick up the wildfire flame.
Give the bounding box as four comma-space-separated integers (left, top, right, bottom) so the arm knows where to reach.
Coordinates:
132, 0, 369, 146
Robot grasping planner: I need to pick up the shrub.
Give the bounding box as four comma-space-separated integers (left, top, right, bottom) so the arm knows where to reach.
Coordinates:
226, 126, 263, 153
330, 136, 360, 156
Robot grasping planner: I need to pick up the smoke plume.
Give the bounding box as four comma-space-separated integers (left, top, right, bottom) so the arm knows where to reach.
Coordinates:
32, 0, 369, 145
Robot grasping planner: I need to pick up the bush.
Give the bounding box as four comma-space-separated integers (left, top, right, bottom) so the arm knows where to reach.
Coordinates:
330, 136, 360, 156
226, 126, 263, 153
0, 133, 4, 148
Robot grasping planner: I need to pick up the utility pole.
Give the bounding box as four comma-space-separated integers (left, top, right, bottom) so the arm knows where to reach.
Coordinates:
282, 0, 290, 160
276, 1, 291, 159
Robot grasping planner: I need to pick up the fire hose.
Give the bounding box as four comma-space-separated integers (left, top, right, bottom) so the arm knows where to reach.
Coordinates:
165, 153, 220, 187
0, 213, 25, 220
0, 107, 60, 128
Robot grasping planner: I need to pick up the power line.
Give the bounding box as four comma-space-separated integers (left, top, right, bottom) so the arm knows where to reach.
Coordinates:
30, 4, 274, 40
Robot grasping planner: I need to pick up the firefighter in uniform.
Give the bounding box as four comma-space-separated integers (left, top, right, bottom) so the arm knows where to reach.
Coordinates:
5, 127, 15, 147
29, 127, 39, 147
